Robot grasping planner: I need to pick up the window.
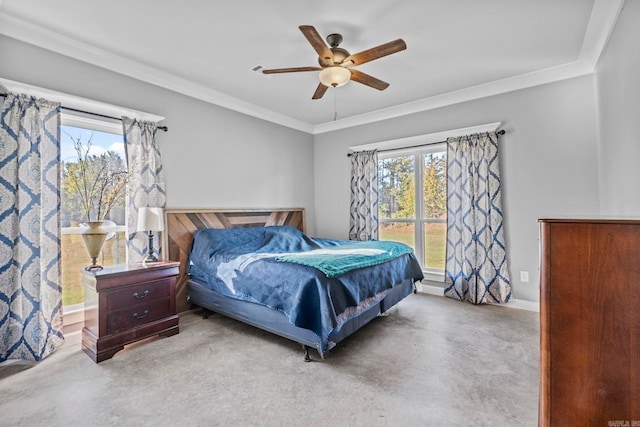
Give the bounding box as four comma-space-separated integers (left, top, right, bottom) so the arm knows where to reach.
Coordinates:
60, 117, 127, 308
0, 78, 164, 316
378, 144, 447, 280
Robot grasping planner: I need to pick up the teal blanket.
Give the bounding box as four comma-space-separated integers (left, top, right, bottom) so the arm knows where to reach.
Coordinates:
275, 240, 414, 278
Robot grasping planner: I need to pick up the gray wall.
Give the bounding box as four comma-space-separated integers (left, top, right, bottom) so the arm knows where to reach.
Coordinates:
8, 4, 640, 304
314, 76, 600, 302
0, 35, 317, 234
595, 0, 640, 215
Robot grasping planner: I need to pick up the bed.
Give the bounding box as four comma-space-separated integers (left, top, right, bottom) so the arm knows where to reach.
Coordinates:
164, 208, 424, 361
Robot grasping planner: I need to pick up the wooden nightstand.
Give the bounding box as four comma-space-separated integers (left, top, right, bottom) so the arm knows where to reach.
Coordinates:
81, 261, 180, 362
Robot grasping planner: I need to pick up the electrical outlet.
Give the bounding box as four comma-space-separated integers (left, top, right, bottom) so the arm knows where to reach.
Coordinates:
520, 271, 529, 282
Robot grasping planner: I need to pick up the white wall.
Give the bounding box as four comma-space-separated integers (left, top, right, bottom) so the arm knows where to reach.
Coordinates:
314, 76, 600, 302
0, 35, 317, 234
595, 0, 640, 215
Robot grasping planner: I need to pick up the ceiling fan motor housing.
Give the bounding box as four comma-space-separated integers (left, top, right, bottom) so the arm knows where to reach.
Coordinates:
321, 33, 350, 65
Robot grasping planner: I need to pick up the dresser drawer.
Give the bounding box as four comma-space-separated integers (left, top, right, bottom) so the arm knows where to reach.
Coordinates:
106, 297, 171, 335
106, 279, 170, 312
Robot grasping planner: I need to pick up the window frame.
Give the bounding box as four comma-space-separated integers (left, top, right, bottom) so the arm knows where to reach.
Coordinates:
378, 142, 446, 282
61, 111, 123, 134
60, 111, 126, 323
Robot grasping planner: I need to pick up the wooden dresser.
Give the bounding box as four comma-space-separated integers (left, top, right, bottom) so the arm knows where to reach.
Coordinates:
539, 219, 640, 426
81, 261, 180, 362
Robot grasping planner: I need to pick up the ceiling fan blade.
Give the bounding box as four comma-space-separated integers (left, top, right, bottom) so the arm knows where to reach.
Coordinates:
344, 39, 407, 66
299, 25, 334, 66
312, 83, 328, 100
349, 69, 390, 91
262, 66, 322, 74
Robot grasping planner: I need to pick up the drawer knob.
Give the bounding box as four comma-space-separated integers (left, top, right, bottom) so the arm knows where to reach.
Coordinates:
133, 290, 150, 299
132, 309, 149, 319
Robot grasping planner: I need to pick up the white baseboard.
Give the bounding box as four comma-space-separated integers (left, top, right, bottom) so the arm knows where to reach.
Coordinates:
417, 283, 445, 296
62, 305, 84, 348
416, 283, 539, 312
503, 299, 540, 312
62, 330, 82, 348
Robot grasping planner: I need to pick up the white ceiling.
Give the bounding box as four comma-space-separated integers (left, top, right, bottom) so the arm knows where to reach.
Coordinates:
0, 0, 624, 134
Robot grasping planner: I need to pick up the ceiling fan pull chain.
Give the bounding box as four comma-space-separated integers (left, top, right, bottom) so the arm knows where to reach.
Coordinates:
334, 89, 338, 121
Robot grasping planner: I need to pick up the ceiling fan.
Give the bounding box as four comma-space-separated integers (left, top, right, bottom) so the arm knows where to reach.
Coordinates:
262, 25, 407, 100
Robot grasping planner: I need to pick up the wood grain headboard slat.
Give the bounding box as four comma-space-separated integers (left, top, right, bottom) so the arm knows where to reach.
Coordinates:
163, 208, 305, 313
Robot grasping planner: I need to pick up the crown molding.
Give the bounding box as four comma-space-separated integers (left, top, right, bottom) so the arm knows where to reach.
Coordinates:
0, 0, 623, 136
0, 11, 314, 134
314, 0, 624, 134
579, 0, 625, 68
314, 61, 593, 134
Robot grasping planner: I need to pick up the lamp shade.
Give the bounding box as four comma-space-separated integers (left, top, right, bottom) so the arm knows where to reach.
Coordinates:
136, 207, 165, 232
319, 66, 351, 88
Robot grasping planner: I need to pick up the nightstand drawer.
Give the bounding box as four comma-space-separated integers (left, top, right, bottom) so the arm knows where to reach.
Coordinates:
106, 298, 171, 335
106, 279, 171, 312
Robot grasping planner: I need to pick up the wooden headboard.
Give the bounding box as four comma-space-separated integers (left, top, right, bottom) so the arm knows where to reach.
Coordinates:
163, 208, 305, 313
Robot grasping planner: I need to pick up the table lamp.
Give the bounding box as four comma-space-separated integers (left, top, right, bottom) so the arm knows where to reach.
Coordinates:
136, 207, 164, 264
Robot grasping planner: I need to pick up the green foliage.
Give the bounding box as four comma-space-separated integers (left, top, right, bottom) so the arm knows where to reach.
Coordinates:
378, 155, 415, 219
62, 133, 127, 224
423, 153, 447, 219
378, 151, 446, 220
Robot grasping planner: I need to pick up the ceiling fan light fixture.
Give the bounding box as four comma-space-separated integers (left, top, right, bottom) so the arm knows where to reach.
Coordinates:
319, 66, 350, 88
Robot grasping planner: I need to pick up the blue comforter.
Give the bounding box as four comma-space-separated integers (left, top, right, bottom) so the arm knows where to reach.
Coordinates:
188, 226, 424, 351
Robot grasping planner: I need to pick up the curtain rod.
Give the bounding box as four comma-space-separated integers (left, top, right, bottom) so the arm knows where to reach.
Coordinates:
0, 92, 168, 132
346, 129, 505, 157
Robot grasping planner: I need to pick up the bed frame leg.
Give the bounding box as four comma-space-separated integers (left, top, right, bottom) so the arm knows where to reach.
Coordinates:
202, 309, 211, 320
302, 345, 311, 362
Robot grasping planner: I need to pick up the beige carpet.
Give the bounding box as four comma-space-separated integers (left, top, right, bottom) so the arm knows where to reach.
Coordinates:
0, 293, 539, 426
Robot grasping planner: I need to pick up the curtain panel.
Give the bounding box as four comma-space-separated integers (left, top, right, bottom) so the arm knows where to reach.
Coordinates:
122, 117, 166, 263
349, 150, 379, 241
0, 93, 64, 362
444, 132, 511, 304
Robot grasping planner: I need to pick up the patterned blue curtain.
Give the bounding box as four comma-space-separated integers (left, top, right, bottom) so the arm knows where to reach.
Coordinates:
349, 150, 379, 241
123, 117, 166, 263
0, 93, 64, 362
445, 132, 511, 304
